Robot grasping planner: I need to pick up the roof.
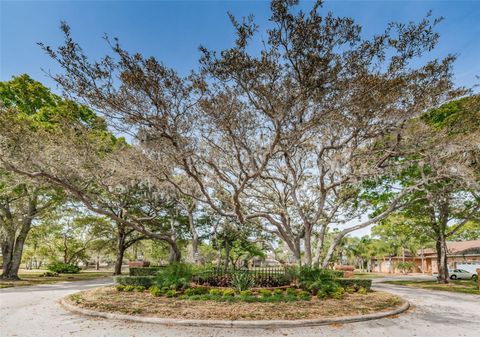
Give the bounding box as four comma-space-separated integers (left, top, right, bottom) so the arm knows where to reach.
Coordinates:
422, 240, 480, 255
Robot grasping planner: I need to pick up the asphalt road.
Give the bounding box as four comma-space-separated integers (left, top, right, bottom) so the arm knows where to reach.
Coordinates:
1, 277, 479, 337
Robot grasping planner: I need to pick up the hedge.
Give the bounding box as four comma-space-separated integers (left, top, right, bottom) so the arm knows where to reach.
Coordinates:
48, 262, 81, 274
129, 267, 163, 276
335, 278, 372, 290
114, 276, 155, 287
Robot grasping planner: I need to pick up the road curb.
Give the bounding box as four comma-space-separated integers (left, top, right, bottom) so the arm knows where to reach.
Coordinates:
60, 297, 410, 328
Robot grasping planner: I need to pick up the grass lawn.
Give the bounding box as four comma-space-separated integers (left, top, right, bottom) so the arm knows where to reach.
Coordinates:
0, 270, 113, 288
383, 279, 479, 295
67, 286, 404, 320
353, 272, 386, 279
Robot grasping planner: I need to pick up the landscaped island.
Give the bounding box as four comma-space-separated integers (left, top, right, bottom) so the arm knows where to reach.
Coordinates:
67, 287, 403, 320
63, 264, 406, 322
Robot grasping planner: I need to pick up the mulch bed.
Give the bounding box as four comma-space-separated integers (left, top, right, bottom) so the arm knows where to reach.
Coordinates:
67, 286, 405, 320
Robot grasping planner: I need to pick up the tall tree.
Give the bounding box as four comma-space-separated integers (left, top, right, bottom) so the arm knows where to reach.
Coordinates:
0, 74, 104, 279
2, 1, 465, 267
376, 96, 480, 282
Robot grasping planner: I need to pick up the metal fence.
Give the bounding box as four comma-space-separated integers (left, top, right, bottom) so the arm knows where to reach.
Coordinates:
194, 266, 290, 287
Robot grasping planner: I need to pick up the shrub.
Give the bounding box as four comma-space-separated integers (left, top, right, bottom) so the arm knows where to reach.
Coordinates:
155, 263, 194, 290
331, 287, 345, 299
272, 289, 284, 296
286, 287, 297, 296
358, 287, 368, 295
296, 290, 311, 300
114, 276, 155, 288
184, 287, 208, 296
231, 271, 254, 291
124, 285, 135, 292
129, 267, 163, 276
209, 289, 222, 296
149, 286, 162, 297
346, 287, 355, 294
305, 279, 339, 295
165, 290, 178, 298
298, 267, 343, 284
335, 278, 372, 291
48, 263, 81, 274
116, 285, 125, 292
239, 290, 252, 297
257, 289, 272, 297
134, 286, 146, 292
316, 290, 327, 299
222, 289, 235, 297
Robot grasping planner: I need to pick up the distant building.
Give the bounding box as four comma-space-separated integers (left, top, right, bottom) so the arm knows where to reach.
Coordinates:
372, 240, 480, 274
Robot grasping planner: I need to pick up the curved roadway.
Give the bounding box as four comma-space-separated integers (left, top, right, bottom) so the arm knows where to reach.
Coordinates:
1, 277, 479, 337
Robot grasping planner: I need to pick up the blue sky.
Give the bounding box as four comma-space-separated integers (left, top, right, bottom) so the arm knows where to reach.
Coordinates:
1, 0, 479, 94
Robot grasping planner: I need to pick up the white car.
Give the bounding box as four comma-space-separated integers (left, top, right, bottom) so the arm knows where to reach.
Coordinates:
432, 269, 478, 280
449, 269, 477, 280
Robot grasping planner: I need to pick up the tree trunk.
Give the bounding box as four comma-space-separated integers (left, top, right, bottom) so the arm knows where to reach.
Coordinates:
114, 226, 127, 275
187, 209, 199, 264
1, 229, 29, 280
1, 237, 16, 279
63, 234, 68, 264
321, 234, 343, 268
168, 240, 181, 264
313, 225, 327, 267
223, 241, 231, 271
303, 228, 312, 267
436, 235, 449, 284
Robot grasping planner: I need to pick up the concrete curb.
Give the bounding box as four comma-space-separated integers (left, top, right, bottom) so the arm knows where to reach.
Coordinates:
60, 297, 410, 328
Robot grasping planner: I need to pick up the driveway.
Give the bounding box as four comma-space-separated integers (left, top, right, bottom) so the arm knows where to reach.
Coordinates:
1, 278, 479, 337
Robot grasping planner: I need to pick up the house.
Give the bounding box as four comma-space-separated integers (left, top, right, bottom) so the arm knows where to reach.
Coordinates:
372, 240, 480, 274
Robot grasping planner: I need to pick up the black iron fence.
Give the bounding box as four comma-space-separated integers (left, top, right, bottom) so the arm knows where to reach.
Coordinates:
194, 266, 291, 287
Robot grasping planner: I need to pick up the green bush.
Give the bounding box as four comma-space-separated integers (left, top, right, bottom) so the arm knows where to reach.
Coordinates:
272, 289, 284, 296
286, 287, 298, 296
134, 286, 146, 292
257, 289, 272, 297
316, 290, 327, 299
48, 263, 81, 274
222, 289, 235, 297
165, 290, 178, 297
358, 287, 368, 295
231, 271, 254, 291
184, 287, 208, 296
129, 267, 163, 276
149, 286, 162, 297
296, 290, 311, 300
114, 276, 155, 288
298, 267, 343, 284
305, 279, 339, 295
331, 287, 345, 299
124, 285, 135, 292
116, 285, 125, 292
239, 290, 252, 297
335, 278, 372, 291
209, 289, 222, 296
155, 263, 194, 290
